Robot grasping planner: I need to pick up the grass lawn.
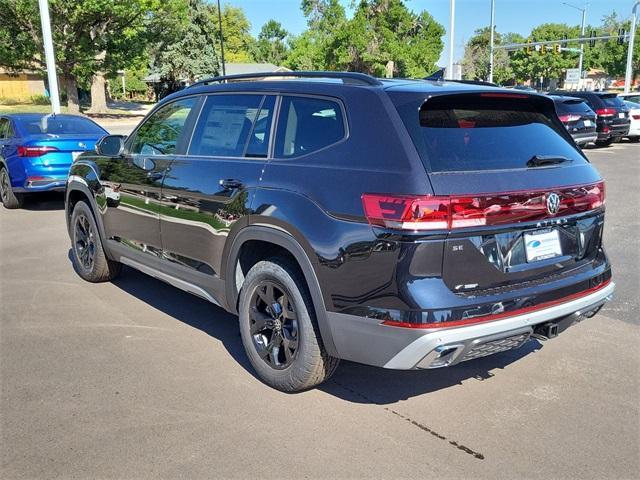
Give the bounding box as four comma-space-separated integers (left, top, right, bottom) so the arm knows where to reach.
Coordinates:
0, 102, 149, 116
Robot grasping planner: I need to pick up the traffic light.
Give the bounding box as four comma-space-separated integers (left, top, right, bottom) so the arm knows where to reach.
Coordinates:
589, 30, 596, 47
553, 44, 561, 54
618, 28, 626, 45
526, 44, 533, 54
540, 44, 547, 54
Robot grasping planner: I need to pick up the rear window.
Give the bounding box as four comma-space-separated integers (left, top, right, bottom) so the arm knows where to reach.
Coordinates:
392, 93, 587, 172
555, 99, 592, 114
600, 94, 625, 108
18, 116, 105, 135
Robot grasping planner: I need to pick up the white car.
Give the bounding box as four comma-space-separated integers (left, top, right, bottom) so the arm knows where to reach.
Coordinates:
619, 92, 640, 104
624, 100, 640, 142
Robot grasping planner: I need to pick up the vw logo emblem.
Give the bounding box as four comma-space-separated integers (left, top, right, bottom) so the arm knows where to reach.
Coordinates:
78, 142, 86, 149
546, 192, 561, 215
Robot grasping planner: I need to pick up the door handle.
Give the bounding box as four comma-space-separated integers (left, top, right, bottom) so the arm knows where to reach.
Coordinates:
219, 178, 243, 190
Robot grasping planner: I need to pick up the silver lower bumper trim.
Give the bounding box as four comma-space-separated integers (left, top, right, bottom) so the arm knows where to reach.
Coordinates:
383, 282, 615, 370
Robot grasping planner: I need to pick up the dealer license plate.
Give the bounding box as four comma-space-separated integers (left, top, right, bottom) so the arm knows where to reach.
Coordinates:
583, 119, 592, 126
524, 229, 562, 263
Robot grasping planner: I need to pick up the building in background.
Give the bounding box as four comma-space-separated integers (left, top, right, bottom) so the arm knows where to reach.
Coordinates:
0, 69, 46, 100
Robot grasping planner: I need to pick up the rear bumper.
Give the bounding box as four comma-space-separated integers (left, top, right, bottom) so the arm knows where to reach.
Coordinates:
327, 281, 614, 370
571, 132, 598, 145
13, 178, 67, 193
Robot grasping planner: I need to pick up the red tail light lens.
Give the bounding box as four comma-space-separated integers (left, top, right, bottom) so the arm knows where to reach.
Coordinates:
17, 146, 59, 157
557, 114, 581, 123
595, 108, 616, 117
362, 182, 605, 231
632, 114, 640, 120
361, 194, 449, 230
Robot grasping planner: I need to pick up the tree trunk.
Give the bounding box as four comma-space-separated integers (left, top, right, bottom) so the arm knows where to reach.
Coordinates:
65, 74, 80, 114
87, 72, 108, 114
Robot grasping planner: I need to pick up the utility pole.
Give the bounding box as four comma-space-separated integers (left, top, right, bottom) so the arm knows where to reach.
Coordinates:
216, 0, 226, 77
448, 0, 455, 78
37, 0, 60, 114
563, 2, 587, 84
624, 2, 639, 93
488, 0, 496, 83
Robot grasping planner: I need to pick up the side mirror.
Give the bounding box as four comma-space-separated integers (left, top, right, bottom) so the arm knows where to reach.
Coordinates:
96, 135, 125, 157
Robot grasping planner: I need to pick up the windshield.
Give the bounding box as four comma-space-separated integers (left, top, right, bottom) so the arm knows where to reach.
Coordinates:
392, 93, 587, 173
555, 99, 592, 114
18, 116, 106, 136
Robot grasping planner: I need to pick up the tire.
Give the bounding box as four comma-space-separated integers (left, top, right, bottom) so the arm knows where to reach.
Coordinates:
70, 200, 121, 282
0, 166, 24, 209
595, 138, 614, 147
238, 258, 339, 392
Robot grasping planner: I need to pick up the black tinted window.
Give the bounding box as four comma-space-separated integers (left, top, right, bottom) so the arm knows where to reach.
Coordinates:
601, 94, 625, 108
131, 98, 196, 155
18, 116, 105, 135
189, 94, 266, 157
275, 96, 345, 158
394, 94, 587, 172
555, 100, 592, 114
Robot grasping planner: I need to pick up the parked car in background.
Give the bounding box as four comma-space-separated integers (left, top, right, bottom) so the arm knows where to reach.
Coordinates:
549, 91, 630, 146
551, 96, 597, 147
618, 92, 640, 104
623, 100, 640, 142
65, 72, 614, 392
0, 114, 107, 209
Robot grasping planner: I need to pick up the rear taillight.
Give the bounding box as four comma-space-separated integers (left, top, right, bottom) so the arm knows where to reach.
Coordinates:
17, 146, 59, 157
362, 182, 605, 231
595, 108, 616, 117
632, 114, 640, 120
558, 114, 581, 123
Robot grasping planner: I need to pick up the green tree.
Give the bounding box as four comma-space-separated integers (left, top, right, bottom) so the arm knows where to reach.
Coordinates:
461, 27, 512, 84
0, 0, 168, 113
150, 0, 219, 85
214, 4, 256, 63
255, 20, 289, 65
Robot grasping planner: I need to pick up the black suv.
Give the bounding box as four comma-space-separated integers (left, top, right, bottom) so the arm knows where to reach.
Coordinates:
550, 95, 597, 146
65, 72, 614, 392
549, 91, 630, 146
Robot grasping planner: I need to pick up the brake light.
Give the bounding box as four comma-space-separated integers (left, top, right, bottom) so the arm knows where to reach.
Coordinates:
595, 108, 616, 117
479, 92, 528, 99
17, 146, 59, 157
632, 114, 640, 120
557, 114, 581, 123
362, 181, 605, 231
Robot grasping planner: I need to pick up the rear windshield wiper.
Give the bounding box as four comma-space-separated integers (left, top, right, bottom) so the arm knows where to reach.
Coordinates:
526, 155, 573, 168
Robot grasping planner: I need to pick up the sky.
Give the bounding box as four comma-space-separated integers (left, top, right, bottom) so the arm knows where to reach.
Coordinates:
228, 0, 634, 65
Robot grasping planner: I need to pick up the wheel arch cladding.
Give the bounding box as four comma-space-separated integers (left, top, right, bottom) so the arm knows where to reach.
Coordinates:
225, 225, 339, 357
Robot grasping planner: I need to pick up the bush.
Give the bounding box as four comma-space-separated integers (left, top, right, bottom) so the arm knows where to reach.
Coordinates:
30, 94, 51, 105
0, 97, 21, 105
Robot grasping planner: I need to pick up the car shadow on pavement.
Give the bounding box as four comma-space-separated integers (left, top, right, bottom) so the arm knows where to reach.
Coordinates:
109, 266, 258, 376
322, 340, 542, 404
20, 192, 65, 211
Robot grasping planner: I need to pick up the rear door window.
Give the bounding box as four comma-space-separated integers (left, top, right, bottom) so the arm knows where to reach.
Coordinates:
189, 94, 267, 157
275, 96, 346, 158
393, 93, 587, 172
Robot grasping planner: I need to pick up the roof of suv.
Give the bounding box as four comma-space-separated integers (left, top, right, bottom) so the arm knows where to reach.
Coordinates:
162, 71, 510, 105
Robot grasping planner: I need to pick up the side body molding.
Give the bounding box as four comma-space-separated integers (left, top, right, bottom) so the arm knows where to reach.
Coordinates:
224, 225, 339, 357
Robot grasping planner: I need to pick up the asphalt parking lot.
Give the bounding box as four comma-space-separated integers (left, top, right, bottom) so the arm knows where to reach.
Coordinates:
1, 141, 638, 479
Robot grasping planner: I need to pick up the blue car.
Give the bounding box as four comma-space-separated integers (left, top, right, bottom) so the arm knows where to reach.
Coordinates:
0, 113, 107, 208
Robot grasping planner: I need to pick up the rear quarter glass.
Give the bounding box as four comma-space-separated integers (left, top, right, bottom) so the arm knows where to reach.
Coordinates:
391, 93, 587, 173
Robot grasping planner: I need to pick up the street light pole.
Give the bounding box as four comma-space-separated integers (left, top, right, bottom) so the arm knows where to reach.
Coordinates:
37, 0, 60, 114
448, 0, 455, 78
216, 0, 226, 77
488, 0, 496, 83
563, 2, 587, 85
624, 2, 639, 94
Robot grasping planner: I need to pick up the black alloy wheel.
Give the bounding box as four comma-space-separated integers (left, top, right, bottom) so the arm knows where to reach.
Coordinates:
249, 281, 299, 370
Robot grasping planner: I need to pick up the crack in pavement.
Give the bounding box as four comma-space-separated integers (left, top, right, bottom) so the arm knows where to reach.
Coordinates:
332, 380, 485, 461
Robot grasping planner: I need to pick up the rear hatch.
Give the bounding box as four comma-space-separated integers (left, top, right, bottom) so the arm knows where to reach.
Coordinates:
22, 134, 101, 166
555, 98, 596, 134
390, 91, 605, 294
596, 93, 630, 133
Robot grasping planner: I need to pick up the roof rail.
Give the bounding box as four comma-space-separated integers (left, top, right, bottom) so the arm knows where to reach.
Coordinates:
189, 71, 383, 88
